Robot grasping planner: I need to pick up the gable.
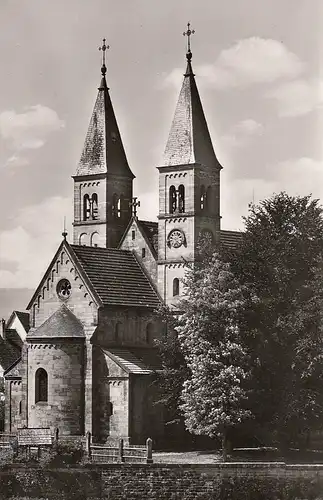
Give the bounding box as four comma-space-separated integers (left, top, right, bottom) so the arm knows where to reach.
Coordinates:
119, 218, 158, 287
27, 241, 100, 331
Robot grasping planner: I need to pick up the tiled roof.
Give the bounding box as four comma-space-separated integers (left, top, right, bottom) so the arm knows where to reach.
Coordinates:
27, 304, 84, 339
76, 75, 134, 178
104, 348, 152, 374
71, 245, 160, 309
14, 311, 30, 332
103, 347, 161, 375
0, 336, 20, 371
5, 329, 23, 349
220, 230, 243, 249
138, 220, 158, 254
162, 58, 222, 170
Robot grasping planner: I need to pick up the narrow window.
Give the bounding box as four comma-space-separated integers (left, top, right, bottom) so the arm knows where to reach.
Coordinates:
132, 230, 135, 240
200, 186, 206, 211
112, 193, 118, 218
117, 195, 124, 219
35, 368, 48, 403
32, 304, 37, 327
173, 278, 180, 297
178, 184, 185, 213
142, 248, 146, 258
83, 194, 91, 220
79, 233, 87, 246
90, 232, 100, 247
169, 185, 177, 214
91, 193, 98, 220
19, 401, 22, 415
107, 401, 113, 416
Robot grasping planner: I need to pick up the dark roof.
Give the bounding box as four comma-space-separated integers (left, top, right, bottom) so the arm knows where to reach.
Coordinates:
103, 347, 161, 374
76, 74, 134, 179
71, 245, 160, 309
138, 220, 158, 254
162, 56, 222, 170
220, 230, 243, 250
14, 311, 30, 332
27, 304, 84, 339
0, 336, 20, 371
5, 329, 23, 349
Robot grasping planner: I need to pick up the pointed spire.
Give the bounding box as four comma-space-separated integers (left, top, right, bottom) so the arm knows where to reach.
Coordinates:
162, 24, 222, 170
76, 39, 134, 178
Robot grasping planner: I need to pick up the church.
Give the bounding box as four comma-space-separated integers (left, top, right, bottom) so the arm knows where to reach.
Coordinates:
2, 28, 240, 444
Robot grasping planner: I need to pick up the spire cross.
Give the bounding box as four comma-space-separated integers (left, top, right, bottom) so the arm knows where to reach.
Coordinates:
129, 197, 140, 218
99, 38, 110, 75
183, 22, 195, 54
62, 216, 68, 240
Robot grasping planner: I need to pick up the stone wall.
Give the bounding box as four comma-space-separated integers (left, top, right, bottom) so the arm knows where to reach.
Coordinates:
2, 463, 323, 499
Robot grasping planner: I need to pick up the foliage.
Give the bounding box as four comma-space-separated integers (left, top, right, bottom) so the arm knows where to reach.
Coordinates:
177, 252, 254, 457
154, 305, 189, 437
230, 192, 323, 447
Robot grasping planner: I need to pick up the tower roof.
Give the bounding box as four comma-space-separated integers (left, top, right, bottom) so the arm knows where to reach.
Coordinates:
162, 50, 222, 170
76, 44, 134, 178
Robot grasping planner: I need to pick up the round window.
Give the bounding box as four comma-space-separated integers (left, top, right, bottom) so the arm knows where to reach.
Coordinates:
56, 279, 72, 300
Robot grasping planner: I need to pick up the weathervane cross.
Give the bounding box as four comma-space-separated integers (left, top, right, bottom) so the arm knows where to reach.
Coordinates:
183, 22, 195, 53
99, 38, 110, 75
130, 197, 140, 218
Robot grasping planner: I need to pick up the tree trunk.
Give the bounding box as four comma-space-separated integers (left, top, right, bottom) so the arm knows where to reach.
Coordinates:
222, 432, 227, 462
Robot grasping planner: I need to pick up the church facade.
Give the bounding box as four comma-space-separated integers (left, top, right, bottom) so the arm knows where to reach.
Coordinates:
3, 34, 240, 444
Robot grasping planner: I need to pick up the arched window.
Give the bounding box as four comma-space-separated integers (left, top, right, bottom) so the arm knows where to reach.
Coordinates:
112, 193, 118, 218
79, 233, 87, 246
206, 186, 212, 213
19, 401, 22, 415
173, 278, 180, 297
169, 185, 176, 214
83, 194, 91, 220
91, 193, 98, 220
35, 368, 48, 403
32, 304, 37, 327
146, 323, 154, 344
90, 232, 100, 247
115, 322, 122, 343
118, 194, 124, 219
178, 185, 185, 213
200, 185, 206, 211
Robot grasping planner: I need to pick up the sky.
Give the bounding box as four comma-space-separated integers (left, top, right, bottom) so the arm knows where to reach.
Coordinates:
0, 0, 322, 308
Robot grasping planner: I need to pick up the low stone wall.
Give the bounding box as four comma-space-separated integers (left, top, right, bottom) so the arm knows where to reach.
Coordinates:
1, 462, 323, 499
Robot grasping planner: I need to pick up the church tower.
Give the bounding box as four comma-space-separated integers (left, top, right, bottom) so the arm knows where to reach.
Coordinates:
73, 40, 134, 248
157, 24, 222, 305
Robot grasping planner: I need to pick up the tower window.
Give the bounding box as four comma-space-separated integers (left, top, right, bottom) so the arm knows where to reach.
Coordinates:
200, 186, 206, 211
132, 230, 135, 240
19, 401, 22, 415
92, 193, 98, 220
35, 368, 48, 403
83, 194, 91, 220
90, 232, 100, 247
173, 278, 180, 297
142, 247, 146, 258
112, 193, 118, 218
178, 184, 185, 213
169, 185, 176, 214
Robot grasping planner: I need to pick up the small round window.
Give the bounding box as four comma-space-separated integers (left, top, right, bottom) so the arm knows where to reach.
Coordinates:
56, 279, 72, 300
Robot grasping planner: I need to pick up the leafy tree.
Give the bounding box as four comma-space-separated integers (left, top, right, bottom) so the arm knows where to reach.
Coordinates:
231, 192, 323, 447
177, 253, 253, 459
